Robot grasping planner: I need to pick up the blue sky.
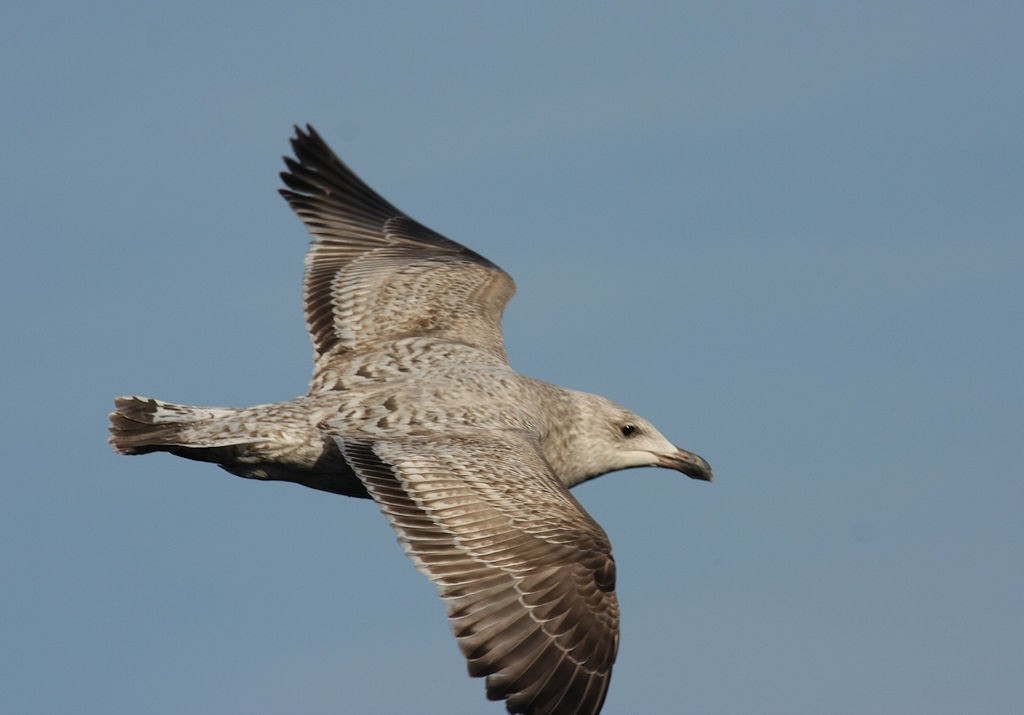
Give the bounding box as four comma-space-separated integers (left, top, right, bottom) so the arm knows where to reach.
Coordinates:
3, 2, 1022, 713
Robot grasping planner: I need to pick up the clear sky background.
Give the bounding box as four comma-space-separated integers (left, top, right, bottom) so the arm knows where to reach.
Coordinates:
3, 2, 1022, 713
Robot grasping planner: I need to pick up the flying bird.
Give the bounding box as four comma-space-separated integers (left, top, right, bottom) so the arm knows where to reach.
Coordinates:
109, 125, 712, 715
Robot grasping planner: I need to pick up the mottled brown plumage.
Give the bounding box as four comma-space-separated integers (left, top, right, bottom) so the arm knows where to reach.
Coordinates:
109, 125, 712, 714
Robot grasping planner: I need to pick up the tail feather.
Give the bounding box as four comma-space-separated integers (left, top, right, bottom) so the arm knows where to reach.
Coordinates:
108, 395, 369, 498
108, 396, 234, 455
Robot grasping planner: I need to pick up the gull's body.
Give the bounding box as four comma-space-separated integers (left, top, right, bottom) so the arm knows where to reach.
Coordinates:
110, 126, 712, 715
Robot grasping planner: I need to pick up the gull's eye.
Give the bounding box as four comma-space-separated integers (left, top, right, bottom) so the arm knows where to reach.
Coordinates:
620, 423, 639, 438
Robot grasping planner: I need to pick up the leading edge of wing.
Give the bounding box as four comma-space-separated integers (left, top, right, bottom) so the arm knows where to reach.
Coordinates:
277, 125, 516, 363
337, 432, 620, 715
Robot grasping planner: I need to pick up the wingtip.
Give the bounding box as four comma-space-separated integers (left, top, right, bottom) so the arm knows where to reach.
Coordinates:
287, 123, 324, 153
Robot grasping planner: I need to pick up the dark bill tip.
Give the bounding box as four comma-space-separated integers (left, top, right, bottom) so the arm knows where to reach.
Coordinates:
658, 448, 714, 482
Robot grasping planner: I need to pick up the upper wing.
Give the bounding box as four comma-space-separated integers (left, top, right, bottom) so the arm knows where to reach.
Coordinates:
278, 125, 516, 374
337, 432, 620, 715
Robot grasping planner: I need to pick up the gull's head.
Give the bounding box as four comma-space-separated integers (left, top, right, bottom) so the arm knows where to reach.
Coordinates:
553, 392, 713, 488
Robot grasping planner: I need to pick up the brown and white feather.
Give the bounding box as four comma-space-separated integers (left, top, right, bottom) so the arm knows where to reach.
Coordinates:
339, 433, 619, 715
279, 126, 516, 386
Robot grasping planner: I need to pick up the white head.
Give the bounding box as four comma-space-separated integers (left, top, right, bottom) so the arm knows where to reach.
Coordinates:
543, 390, 713, 489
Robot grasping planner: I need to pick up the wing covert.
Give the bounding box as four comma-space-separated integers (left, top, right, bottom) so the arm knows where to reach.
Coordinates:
279, 125, 516, 371
337, 432, 620, 715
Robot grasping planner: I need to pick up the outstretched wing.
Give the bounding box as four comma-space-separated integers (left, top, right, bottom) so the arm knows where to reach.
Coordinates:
337, 432, 620, 715
279, 125, 516, 376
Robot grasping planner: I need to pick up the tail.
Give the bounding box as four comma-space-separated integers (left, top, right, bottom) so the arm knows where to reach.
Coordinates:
108, 396, 238, 455
108, 395, 368, 498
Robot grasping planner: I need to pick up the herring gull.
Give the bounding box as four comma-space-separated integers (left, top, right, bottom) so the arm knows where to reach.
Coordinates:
109, 125, 713, 715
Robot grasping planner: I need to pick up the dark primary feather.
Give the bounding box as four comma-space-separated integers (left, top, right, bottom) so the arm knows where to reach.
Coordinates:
278, 125, 516, 370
